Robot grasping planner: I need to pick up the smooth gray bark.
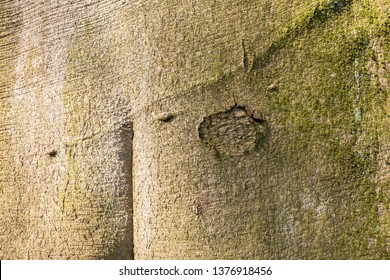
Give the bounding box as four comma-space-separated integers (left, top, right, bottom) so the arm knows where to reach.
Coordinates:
0, 0, 389, 259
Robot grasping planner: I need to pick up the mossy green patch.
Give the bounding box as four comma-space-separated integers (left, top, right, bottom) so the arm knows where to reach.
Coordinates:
239, 0, 390, 258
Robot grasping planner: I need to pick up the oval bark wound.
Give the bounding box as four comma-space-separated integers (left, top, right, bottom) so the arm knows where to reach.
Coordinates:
199, 107, 267, 156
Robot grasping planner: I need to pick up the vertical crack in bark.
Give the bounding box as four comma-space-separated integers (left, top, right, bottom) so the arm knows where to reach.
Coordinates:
242, 39, 254, 72
121, 121, 134, 260
106, 121, 134, 259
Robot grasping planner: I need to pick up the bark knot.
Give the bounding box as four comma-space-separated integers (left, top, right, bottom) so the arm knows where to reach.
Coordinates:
199, 106, 267, 157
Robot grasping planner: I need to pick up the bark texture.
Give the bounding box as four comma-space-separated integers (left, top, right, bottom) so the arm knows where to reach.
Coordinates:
0, 0, 389, 259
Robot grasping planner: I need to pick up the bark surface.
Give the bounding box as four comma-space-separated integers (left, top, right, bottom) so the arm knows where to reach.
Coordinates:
0, 0, 389, 259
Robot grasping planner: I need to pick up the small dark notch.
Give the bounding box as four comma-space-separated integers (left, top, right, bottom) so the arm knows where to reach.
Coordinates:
48, 150, 58, 158
192, 200, 202, 215
267, 84, 279, 92
158, 112, 175, 123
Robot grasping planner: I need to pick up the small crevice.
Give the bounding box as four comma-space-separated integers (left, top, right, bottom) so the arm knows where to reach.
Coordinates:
47, 150, 58, 158
242, 39, 254, 72
157, 112, 175, 123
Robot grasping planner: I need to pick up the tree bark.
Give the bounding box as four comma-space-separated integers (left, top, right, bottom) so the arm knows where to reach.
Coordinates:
0, 0, 389, 259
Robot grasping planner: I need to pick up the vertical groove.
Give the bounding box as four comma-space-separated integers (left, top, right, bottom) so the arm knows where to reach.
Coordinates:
106, 122, 134, 259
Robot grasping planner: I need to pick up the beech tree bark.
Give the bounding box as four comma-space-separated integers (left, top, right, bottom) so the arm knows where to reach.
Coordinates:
0, 0, 389, 259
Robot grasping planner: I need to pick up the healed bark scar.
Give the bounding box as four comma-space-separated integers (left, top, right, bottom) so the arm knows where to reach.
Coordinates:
242, 39, 254, 72
198, 106, 268, 157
